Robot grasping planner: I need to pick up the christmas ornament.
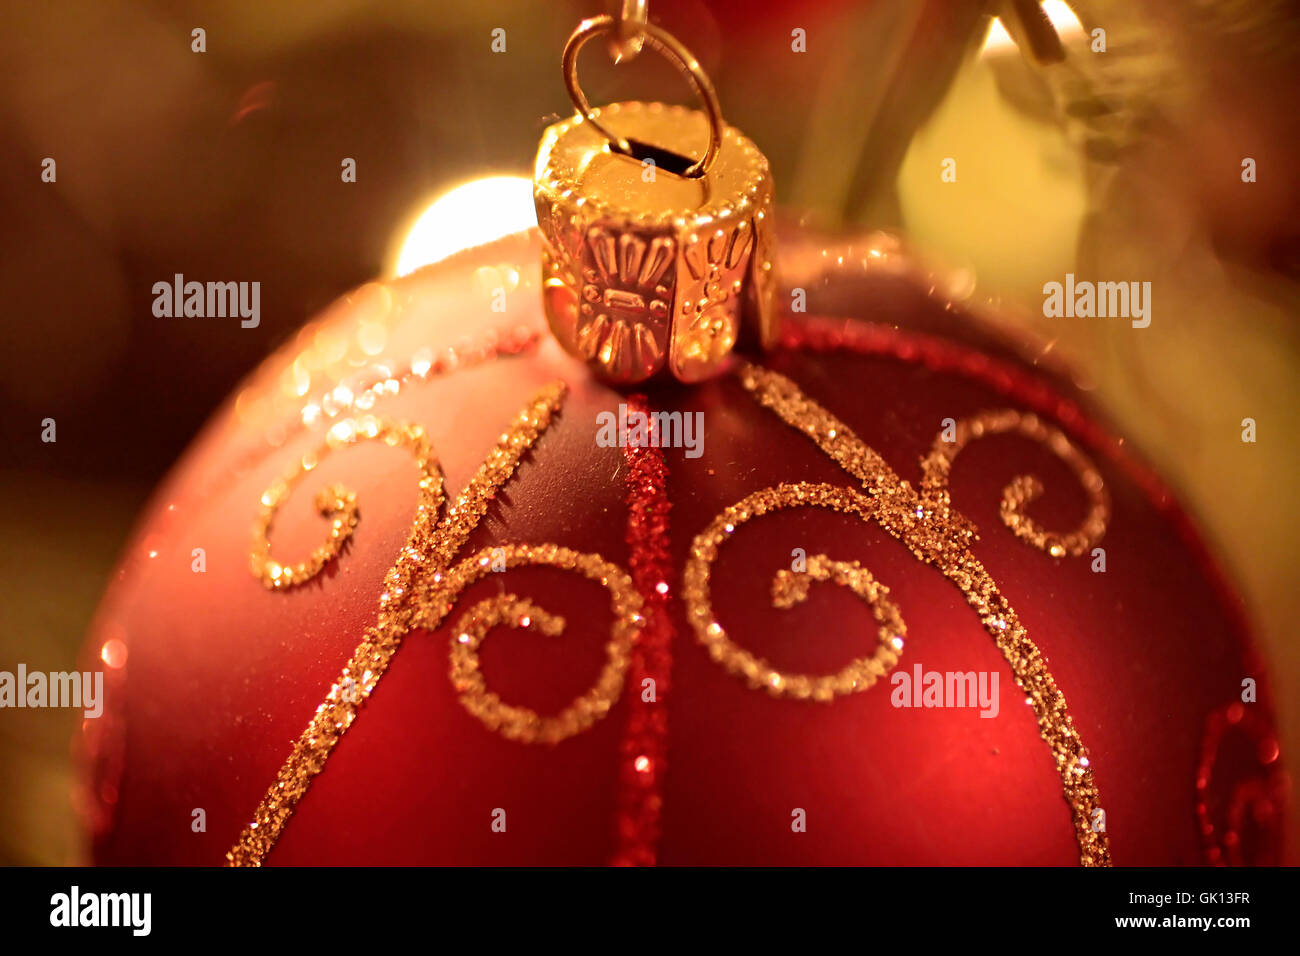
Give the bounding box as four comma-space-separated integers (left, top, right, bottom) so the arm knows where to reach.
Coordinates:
80, 11, 1284, 868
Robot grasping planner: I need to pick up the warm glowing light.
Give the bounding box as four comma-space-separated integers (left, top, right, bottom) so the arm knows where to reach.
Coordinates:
1044, 1, 1085, 35
982, 0, 1083, 56
100, 638, 128, 669
983, 18, 1015, 55
391, 176, 536, 277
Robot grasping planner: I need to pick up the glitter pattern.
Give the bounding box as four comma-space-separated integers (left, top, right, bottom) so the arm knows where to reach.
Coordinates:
217, 323, 539, 519
920, 410, 1109, 558
229, 380, 650, 865
250, 419, 428, 590
686, 489, 906, 700
232, 359, 1114, 866
612, 395, 676, 866
439, 546, 641, 745
680, 361, 1113, 866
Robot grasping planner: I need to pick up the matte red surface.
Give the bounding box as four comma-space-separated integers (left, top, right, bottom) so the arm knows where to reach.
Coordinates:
82, 232, 1283, 865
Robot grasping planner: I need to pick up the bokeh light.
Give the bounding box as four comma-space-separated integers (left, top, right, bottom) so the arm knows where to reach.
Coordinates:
982, 0, 1083, 56
391, 176, 536, 277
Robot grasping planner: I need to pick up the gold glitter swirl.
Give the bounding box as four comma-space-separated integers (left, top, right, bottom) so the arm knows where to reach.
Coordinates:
685, 484, 904, 700
919, 410, 1110, 558
709, 362, 1111, 866
438, 545, 642, 744
233, 355, 1112, 866
251, 418, 438, 589
231, 381, 649, 866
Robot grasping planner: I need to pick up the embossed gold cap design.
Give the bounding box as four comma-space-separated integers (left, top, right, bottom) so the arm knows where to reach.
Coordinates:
534, 16, 777, 384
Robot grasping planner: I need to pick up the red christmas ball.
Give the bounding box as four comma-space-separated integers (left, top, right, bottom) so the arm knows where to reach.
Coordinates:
80, 231, 1285, 866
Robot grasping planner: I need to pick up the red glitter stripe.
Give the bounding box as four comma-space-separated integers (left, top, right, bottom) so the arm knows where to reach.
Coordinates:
611, 394, 675, 866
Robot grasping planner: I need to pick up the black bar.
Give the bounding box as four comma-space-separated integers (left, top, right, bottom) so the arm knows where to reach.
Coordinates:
0, 865, 1289, 942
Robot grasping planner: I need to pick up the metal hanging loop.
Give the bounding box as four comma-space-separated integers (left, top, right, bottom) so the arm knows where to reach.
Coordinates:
562, 14, 724, 179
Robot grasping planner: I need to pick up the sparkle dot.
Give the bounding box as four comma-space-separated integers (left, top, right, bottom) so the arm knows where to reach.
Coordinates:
634, 756, 651, 773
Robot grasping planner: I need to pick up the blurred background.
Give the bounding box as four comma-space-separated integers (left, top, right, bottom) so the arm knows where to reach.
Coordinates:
1, 0, 1297, 864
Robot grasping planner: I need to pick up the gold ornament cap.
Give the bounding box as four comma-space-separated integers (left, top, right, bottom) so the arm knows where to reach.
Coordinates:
534, 16, 777, 384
